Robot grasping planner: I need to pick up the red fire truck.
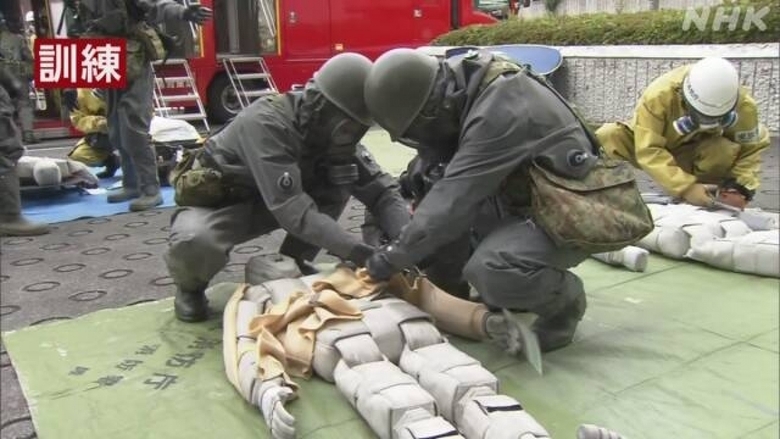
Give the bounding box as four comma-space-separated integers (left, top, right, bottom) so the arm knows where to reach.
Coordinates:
8, 0, 498, 139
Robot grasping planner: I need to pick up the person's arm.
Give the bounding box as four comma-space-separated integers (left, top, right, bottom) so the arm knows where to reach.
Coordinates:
237, 117, 372, 264
350, 144, 411, 241
723, 96, 771, 195
135, 0, 212, 24
632, 97, 697, 197
371, 74, 542, 272
69, 92, 107, 134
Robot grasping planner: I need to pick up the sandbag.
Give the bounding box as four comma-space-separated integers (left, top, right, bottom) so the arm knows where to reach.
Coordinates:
635, 203, 780, 278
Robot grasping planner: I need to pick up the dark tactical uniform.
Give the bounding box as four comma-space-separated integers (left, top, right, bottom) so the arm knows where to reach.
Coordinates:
364, 49, 597, 352
0, 15, 36, 144
77, 0, 211, 211
165, 53, 410, 323
0, 66, 48, 236
363, 154, 472, 299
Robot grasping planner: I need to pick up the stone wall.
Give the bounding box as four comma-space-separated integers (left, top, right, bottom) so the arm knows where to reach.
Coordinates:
550, 44, 780, 132
517, 0, 722, 18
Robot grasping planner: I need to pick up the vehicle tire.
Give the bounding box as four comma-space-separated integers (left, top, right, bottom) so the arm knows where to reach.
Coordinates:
207, 74, 266, 124
207, 75, 239, 124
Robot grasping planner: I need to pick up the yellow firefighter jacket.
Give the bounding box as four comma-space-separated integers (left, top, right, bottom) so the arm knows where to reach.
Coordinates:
70, 89, 107, 143
626, 64, 770, 196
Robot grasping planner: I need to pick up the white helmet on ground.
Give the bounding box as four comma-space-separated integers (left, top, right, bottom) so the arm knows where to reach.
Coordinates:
682, 57, 739, 117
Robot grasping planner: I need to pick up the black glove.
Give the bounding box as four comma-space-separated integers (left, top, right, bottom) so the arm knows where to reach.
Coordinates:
365, 251, 401, 281
182, 5, 213, 24
346, 243, 375, 267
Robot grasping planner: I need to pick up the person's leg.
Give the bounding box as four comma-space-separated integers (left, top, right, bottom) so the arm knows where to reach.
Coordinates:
105, 88, 139, 202
164, 201, 278, 322
0, 91, 47, 236
114, 65, 162, 211
463, 217, 590, 352
17, 81, 37, 144
419, 231, 472, 299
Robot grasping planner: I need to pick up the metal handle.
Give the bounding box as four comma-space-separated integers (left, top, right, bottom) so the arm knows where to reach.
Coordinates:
289, 11, 297, 23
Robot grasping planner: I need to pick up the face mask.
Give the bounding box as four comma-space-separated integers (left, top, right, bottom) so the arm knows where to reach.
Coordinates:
397, 82, 462, 153
673, 110, 737, 135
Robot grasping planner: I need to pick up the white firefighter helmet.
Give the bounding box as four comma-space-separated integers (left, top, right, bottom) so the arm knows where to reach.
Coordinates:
25, 11, 35, 23
682, 57, 740, 117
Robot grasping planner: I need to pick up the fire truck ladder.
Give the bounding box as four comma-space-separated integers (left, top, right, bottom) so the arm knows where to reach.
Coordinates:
220, 56, 278, 111
151, 58, 210, 132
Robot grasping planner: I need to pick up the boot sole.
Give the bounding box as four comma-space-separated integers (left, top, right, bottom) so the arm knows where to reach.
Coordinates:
129, 199, 164, 212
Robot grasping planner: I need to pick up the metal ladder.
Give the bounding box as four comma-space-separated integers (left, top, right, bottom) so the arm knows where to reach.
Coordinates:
220, 56, 278, 111
151, 58, 210, 132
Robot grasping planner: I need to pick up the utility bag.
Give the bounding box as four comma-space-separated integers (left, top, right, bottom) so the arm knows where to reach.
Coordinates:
479, 52, 654, 253
528, 156, 654, 253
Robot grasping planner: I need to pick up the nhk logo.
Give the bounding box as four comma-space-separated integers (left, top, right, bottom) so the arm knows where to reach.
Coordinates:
682, 5, 771, 32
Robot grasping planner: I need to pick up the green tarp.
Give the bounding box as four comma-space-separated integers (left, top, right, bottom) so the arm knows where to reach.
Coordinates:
3, 256, 778, 439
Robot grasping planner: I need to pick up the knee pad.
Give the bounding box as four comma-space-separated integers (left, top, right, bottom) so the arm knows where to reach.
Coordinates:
361, 297, 439, 364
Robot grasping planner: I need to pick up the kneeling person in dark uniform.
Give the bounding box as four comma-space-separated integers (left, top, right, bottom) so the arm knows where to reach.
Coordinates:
164, 53, 410, 323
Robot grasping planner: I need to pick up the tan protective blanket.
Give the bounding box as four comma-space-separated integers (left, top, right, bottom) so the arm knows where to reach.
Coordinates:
248, 266, 386, 389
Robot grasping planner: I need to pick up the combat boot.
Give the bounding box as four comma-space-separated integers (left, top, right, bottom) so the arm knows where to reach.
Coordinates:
532, 292, 587, 352
0, 173, 49, 236
129, 185, 163, 212
96, 153, 120, 179
174, 287, 209, 322
107, 188, 140, 203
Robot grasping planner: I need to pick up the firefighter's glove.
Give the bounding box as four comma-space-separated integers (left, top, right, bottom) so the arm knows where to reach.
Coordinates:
365, 249, 401, 282
681, 183, 715, 208
182, 5, 213, 25
258, 378, 296, 439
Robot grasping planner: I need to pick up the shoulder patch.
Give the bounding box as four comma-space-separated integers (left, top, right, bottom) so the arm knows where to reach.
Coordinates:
734, 126, 760, 143
277, 172, 294, 192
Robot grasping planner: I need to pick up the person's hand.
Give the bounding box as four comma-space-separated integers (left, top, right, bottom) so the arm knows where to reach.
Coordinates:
364, 251, 400, 281
681, 183, 715, 208
346, 243, 375, 267
718, 189, 748, 211
182, 5, 212, 24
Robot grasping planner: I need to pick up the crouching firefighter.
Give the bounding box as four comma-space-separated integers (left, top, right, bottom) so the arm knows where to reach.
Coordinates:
362, 48, 653, 353
63, 88, 120, 178
74, 0, 212, 211
222, 256, 627, 439
164, 52, 411, 323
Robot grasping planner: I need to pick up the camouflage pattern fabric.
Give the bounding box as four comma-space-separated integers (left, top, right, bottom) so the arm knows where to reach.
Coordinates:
528, 156, 654, 254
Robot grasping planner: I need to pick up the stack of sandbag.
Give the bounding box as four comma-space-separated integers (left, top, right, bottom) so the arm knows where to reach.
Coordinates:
637, 203, 779, 278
